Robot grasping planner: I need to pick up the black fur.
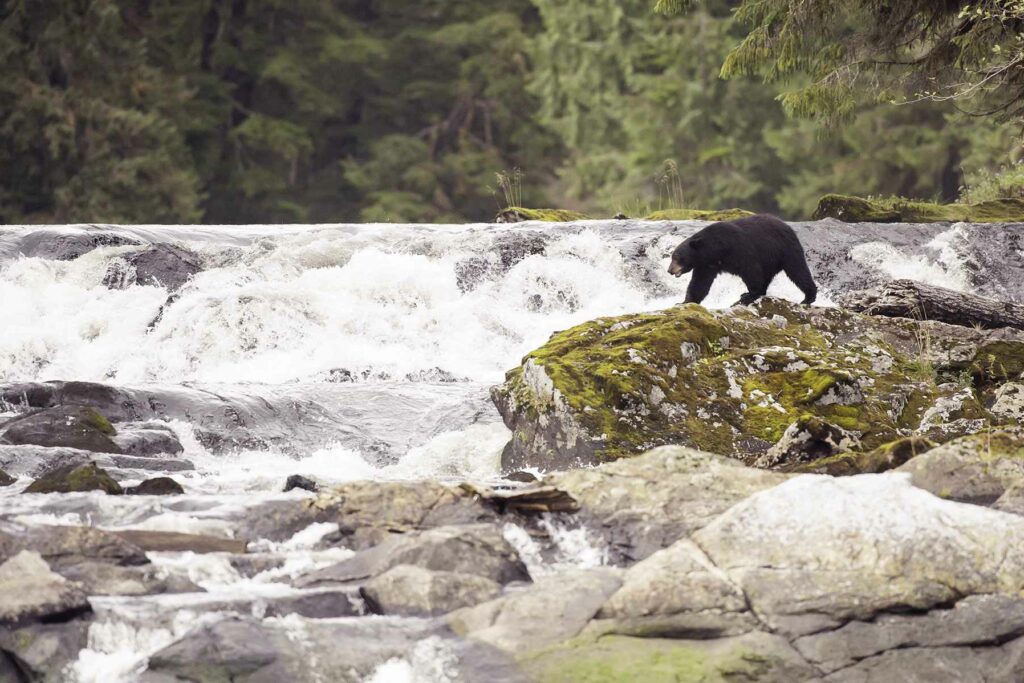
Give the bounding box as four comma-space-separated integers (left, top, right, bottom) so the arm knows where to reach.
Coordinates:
667, 214, 817, 305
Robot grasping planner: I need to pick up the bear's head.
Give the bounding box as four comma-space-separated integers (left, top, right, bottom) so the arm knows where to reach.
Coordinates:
668, 235, 705, 277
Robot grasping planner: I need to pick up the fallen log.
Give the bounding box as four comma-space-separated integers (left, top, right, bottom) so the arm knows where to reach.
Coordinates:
836, 279, 1024, 331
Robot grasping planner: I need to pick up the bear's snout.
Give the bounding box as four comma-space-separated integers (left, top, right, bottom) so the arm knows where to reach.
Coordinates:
668, 262, 686, 277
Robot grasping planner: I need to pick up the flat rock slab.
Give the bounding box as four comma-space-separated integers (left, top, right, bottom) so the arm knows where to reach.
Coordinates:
0, 522, 148, 569
693, 473, 1024, 637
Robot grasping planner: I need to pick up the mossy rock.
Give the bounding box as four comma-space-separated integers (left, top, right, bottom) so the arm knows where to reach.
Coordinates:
125, 477, 185, 495
0, 405, 121, 454
493, 298, 1020, 471
643, 208, 755, 222
787, 436, 937, 476
495, 207, 589, 223
813, 194, 1024, 223
24, 462, 123, 495
522, 633, 815, 683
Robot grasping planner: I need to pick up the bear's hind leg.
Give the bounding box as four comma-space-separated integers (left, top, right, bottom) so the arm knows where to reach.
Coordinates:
783, 255, 817, 305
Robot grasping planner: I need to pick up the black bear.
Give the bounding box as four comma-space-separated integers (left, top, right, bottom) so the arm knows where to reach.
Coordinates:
667, 214, 817, 305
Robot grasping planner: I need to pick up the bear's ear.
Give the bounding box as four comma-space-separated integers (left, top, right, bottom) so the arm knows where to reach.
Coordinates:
690, 236, 703, 248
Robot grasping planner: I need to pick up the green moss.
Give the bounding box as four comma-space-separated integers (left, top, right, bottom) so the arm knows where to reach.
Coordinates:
643, 208, 755, 221
788, 436, 937, 475
813, 194, 1024, 223
24, 462, 123, 495
82, 407, 116, 435
496, 207, 589, 223
522, 635, 775, 683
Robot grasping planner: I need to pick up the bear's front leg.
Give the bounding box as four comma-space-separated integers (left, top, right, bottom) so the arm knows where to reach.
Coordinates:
683, 268, 716, 304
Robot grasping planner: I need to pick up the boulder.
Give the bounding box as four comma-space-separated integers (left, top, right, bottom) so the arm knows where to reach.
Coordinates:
753, 415, 861, 469
820, 639, 1024, 682
545, 446, 789, 562
141, 617, 286, 682
492, 299, 1022, 470
59, 561, 199, 596
361, 564, 502, 617
17, 229, 142, 260
897, 428, 1024, 505
103, 243, 203, 292
693, 474, 1024, 637
992, 382, 1024, 423
294, 524, 529, 588
23, 461, 123, 495
261, 589, 363, 619
812, 194, 1024, 223
0, 551, 90, 627
592, 539, 757, 639
0, 523, 148, 568
0, 469, 13, 487
111, 422, 185, 457
1, 406, 122, 454
0, 619, 90, 682
125, 476, 184, 495
788, 435, 937, 475
448, 568, 622, 653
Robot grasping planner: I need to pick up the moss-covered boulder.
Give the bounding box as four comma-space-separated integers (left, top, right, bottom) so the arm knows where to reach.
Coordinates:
787, 436, 937, 476
643, 208, 755, 222
495, 207, 588, 223
24, 462, 123, 495
492, 299, 1024, 471
0, 405, 121, 454
813, 194, 1024, 223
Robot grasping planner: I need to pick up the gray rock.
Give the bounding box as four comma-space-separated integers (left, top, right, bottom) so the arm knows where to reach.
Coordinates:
294, 524, 528, 588
59, 560, 199, 596
0, 469, 13, 487
362, 564, 502, 617
0, 444, 194, 479
755, 416, 861, 469
0, 522, 148, 569
794, 594, 1024, 674
547, 446, 789, 562
693, 474, 1024, 637
0, 551, 90, 626
822, 637, 1024, 683
111, 422, 184, 456
592, 539, 757, 638
104, 243, 202, 292
282, 474, 317, 493
142, 616, 286, 683
262, 588, 363, 619
17, 229, 141, 260
448, 568, 622, 653
0, 619, 90, 682
897, 428, 1024, 505
991, 382, 1024, 423
24, 461, 123, 495
1, 406, 121, 454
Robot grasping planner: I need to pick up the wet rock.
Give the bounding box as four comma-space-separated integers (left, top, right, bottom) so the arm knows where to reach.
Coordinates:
493, 298, 1024, 470
992, 382, 1024, 423
523, 631, 817, 683
0, 619, 90, 683
897, 428, 1024, 506
103, 243, 203, 292
0, 551, 90, 626
59, 560, 199, 596
141, 616, 287, 683
111, 422, 184, 457
448, 568, 622, 652
17, 229, 142, 260
1, 405, 122, 454
754, 415, 861, 469
592, 539, 757, 638
24, 461, 123, 495
546, 446, 789, 562
505, 470, 538, 483
241, 480, 497, 547
0, 522, 148, 568
0, 444, 194, 481
693, 474, 1024, 637
110, 529, 247, 554
283, 474, 318, 493
0, 469, 13, 487
821, 638, 1024, 682
126, 476, 184, 495
262, 588, 363, 619
294, 524, 529, 588
362, 564, 502, 617
793, 593, 1024, 675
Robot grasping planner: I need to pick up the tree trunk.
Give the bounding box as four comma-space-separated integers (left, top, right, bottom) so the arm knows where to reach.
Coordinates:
837, 279, 1024, 331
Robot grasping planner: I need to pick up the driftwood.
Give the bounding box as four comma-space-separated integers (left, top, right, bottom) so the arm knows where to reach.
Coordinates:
459, 483, 579, 514
837, 279, 1024, 331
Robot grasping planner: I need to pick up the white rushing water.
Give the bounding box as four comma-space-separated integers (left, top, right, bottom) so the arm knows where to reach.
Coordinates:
0, 219, 987, 681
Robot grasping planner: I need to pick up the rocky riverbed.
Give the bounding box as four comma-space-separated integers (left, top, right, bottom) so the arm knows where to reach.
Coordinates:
2, 219, 1024, 681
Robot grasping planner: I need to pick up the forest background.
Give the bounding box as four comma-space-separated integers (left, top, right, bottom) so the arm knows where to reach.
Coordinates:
3, 0, 1022, 224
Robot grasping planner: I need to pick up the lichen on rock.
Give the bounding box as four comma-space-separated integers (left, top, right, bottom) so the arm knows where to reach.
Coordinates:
493, 298, 1024, 471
